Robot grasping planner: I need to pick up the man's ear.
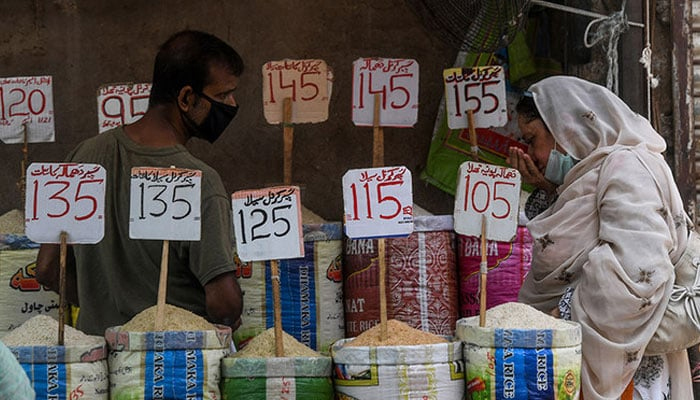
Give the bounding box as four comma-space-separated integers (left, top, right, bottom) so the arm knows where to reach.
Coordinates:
177, 85, 195, 112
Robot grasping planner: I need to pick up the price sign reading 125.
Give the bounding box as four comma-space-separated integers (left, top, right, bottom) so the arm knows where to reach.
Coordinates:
25, 163, 106, 244
454, 161, 521, 242
352, 58, 419, 127
262, 59, 330, 124
443, 66, 507, 130
129, 167, 202, 241
232, 186, 304, 262
342, 166, 414, 239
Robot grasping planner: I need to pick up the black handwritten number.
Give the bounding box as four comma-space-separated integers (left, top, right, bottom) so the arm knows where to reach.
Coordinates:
237, 209, 248, 244
481, 81, 500, 114
250, 209, 271, 241
272, 204, 292, 237
238, 205, 293, 244
171, 184, 194, 220
377, 181, 402, 220
45, 181, 71, 218
138, 183, 168, 219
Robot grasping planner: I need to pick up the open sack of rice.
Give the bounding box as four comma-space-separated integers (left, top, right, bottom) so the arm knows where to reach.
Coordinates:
332, 319, 465, 399
456, 302, 581, 399
3, 314, 109, 399
104, 304, 231, 400
221, 327, 333, 400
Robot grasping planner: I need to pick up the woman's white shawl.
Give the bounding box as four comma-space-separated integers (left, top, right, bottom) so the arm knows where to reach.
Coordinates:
518, 76, 692, 399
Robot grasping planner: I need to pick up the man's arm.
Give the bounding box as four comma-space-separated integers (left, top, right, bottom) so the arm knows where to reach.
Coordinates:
204, 271, 243, 331
35, 244, 79, 305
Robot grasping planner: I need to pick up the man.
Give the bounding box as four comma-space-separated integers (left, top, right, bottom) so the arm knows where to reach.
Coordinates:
36, 30, 244, 336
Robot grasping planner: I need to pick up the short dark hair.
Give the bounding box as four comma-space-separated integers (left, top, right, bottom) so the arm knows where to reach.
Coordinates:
515, 93, 541, 123
149, 30, 244, 106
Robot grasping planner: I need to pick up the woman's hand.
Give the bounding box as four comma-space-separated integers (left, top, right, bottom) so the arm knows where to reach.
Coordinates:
507, 147, 558, 194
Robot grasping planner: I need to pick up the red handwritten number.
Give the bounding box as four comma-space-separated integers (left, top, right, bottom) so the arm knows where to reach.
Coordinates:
101, 96, 125, 125
377, 181, 402, 219
300, 72, 320, 101
0, 86, 5, 120
278, 70, 297, 101
349, 183, 373, 220
492, 181, 515, 219
31, 180, 39, 220
389, 74, 412, 109
464, 176, 514, 219
9, 88, 29, 117
366, 73, 387, 109
267, 72, 277, 104
74, 179, 103, 221
45, 181, 71, 218
481, 81, 500, 114
28, 89, 46, 115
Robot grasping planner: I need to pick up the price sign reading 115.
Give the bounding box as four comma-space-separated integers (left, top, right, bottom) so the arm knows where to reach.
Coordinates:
25, 162, 106, 244
454, 161, 521, 242
342, 166, 414, 239
232, 186, 304, 262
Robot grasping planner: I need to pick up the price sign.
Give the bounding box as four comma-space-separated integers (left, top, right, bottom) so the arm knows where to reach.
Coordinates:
443, 66, 507, 130
342, 166, 414, 239
129, 167, 202, 241
454, 161, 521, 242
351, 58, 419, 127
25, 163, 106, 244
232, 186, 303, 262
97, 83, 151, 133
0, 76, 55, 144
262, 59, 331, 124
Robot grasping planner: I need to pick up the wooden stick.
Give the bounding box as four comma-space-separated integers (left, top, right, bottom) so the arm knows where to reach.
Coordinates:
18, 123, 28, 198
467, 110, 479, 161
479, 215, 488, 327
283, 97, 294, 185
155, 239, 169, 331
58, 231, 67, 345
378, 239, 388, 341
372, 93, 384, 168
271, 260, 285, 357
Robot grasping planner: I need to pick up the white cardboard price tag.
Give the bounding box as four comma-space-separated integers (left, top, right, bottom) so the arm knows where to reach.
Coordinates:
97, 83, 151, 133
262, 59, 331, 124
443, 66, 507, 130
25, 162, 106, 244
453, 161, 521, 242
232, 186, 304, 262
342, 166, 414, 239
0, 76, 55, 143
351, 57, 419, 127
129, 167, 202, 241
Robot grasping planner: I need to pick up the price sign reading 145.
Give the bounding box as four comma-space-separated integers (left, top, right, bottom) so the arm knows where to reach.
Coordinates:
25, 163, 106, 244
443, 66, 506, 130
342, 166, 414, 239
454, 161, 521, 242
262, 59, 330, 124
232, 186, 303, 262
129, 167, 202, 241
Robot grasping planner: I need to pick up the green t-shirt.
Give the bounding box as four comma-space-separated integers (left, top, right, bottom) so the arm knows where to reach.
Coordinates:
66, 127, 235, 335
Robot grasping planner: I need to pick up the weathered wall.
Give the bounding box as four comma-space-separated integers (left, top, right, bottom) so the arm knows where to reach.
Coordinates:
0, 0, 458, 221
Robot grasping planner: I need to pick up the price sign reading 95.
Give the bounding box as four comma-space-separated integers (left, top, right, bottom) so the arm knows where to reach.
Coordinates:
352, 58, 419, 127
129, 167, 202, 241
231, 186, 303, 262
454, 161, 521, 242
342, 166, 414, 239
262, 59, 331, 124
443, 66, 507, 130
0, 76, 55, 144
97, 83, 151, 133
25, 163, 106, 244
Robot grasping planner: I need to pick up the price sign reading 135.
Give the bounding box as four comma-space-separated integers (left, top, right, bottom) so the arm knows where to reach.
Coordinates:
454, 161, 521, 242
443, 66, 507, 130
129, 167, 202, 241
232, 186, 304, 262
25, 163, 106, 244
342, 166, 414, 239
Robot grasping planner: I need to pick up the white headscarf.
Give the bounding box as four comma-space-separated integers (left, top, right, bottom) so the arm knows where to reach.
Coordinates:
519, 76, 692, 399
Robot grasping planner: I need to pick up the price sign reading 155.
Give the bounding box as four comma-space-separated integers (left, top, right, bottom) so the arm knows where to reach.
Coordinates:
352, 58, 419, 127
25, 163, 106, 244
342, 166, 414, 239
454, 161, 521, 242
443, 66, 506, 130
129, 167, 202, 241
232, 186, 304, 262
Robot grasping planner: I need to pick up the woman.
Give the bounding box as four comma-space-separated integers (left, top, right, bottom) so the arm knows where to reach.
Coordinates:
507, 75, 693, 399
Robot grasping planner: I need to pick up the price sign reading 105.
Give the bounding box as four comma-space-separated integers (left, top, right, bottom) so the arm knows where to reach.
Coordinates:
443, 66, 507, 130
129, 167, 202, 241
25, 162, 106, 244
352, 57, 419, 127
453, 161, 521, 242
342, 166, 414, 239
232, 186, 304, 262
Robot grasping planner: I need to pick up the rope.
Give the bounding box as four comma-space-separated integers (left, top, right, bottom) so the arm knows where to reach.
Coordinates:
639, 0, 658, 122
582, 0, 629, 95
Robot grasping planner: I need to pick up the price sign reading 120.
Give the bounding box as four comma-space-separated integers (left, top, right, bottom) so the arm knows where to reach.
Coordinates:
129, 167, 202, 241
443, 66, 507, 130
454, 161, 521, 242
232, 186, 304, 262
352, 57, 419, 127
342, 166, 414, 239
262, 59, 330, 124
25, 163, 106, 244
0, 76, 55, 144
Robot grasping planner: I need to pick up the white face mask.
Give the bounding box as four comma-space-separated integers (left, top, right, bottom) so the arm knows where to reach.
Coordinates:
544, 148, 576, 185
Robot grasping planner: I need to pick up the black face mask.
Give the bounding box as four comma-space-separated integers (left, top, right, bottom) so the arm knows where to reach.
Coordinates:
183, 93, 239, 143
